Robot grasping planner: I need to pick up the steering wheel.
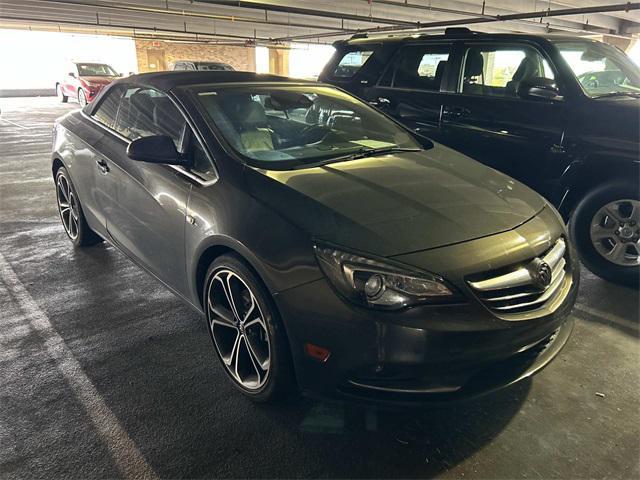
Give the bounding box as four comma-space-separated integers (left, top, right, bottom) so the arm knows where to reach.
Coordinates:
299, 124, 331, 145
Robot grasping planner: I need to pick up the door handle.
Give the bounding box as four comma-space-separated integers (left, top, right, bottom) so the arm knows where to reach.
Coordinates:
96, 159, 109, 174
442, 106, 471, 119
369, 96, 391, 108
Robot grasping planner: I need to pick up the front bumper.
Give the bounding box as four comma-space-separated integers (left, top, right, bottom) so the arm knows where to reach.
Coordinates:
273, 207, 579, 405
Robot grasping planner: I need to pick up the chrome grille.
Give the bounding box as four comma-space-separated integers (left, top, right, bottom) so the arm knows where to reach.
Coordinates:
468, 238, 571, 318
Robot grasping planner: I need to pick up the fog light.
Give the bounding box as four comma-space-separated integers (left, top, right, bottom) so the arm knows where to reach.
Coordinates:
364, 274, 384, 298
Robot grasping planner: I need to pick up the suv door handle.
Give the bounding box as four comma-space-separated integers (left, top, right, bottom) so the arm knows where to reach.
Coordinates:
96, 159, 109, 174
369, 96, 391, 108
442, 106, 471, 119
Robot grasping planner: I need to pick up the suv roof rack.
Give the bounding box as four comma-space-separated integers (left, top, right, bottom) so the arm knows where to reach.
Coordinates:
444, 27, 475, 36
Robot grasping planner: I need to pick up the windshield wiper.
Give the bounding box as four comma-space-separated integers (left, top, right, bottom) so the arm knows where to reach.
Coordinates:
593, 91, 640, 99
289, 146, 422, 170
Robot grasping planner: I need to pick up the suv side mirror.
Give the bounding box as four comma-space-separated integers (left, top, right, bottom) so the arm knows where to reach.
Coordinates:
518, 78, 562, 101
68, 72, 76, 78
126, 135, 184, 165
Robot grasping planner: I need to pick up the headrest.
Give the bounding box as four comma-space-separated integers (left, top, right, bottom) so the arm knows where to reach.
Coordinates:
512, 55, 539, 82
239, 101, 267, 128
435, 60, 447, 79
464, 50, 484, 78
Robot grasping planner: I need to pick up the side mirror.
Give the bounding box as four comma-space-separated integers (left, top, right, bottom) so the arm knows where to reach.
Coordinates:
68, 72, 76, 78
518, 79, 562, 101
126, 135, 184, 165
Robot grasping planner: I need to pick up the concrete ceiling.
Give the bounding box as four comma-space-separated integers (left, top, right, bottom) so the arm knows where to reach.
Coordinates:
1, 0, 639, 45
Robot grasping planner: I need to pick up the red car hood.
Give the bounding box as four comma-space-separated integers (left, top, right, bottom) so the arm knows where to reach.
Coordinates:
80, 76, 117, 86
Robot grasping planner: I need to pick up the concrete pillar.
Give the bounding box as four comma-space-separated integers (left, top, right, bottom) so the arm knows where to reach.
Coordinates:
268, 47, 289, 76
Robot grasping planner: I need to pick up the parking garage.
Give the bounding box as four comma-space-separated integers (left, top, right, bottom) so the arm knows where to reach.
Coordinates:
0, 1, 639, 479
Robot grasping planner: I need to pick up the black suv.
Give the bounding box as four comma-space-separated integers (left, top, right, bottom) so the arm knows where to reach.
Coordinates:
319, 28, 640, 286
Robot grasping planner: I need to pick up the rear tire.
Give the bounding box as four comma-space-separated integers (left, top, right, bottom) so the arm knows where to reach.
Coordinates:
203, 253, 296, 402
55, 167, 102, 247
570, 181, 639, 287
57, 84, 68, 103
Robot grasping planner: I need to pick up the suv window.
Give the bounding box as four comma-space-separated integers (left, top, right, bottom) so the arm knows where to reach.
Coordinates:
381, 44, 451, 90
114, 87, 186, 148
460, 44, 555, 97
91, 86, 125, 129
333, 50, 374, 78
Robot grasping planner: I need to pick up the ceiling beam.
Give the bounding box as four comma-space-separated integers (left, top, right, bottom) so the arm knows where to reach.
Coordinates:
195, 0, 416, 26
275, 1, 640, 41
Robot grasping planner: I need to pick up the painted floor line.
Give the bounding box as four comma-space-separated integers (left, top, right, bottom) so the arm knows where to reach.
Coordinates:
0, 251, 158, 480
574, 304, 637, 330
0, 118, 28, 129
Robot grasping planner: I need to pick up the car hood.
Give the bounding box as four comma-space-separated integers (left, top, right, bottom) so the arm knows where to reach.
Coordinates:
80, 76, 116, 86
246, 144, 545, 257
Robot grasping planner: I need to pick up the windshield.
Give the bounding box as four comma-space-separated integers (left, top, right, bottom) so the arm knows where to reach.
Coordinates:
76, 63, 118, 77
551, 39, 640, 97
196, 63, 234, 71
190, 85, 422, 169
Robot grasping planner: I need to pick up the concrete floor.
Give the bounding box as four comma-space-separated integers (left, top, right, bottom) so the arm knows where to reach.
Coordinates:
0, 96, 638, 479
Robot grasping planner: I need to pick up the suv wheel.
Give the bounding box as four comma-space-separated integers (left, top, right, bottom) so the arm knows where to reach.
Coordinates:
203, 254, 295, 402
570, 181, 639, 286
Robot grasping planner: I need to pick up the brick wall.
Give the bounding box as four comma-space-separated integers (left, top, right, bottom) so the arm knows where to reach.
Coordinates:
135, 40, 256, 73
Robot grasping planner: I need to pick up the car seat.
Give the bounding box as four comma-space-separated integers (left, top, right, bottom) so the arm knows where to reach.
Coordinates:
506, 54, 541, 96
463, 50, 485, 95
238, 101, 274, 153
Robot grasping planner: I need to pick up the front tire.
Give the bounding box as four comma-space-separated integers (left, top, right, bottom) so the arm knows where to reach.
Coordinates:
78, 89, 87, 107
570, 181, 639, 286
204, 254, 295, 402
55, 167, 101, 247
57, 84, 68, 103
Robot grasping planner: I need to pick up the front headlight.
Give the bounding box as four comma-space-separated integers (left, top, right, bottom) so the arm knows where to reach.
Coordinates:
314, 244, 459, 310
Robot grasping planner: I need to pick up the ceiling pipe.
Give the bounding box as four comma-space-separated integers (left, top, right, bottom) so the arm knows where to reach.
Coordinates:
275, 2, 640, 41
195, 0, 416, 26
0, 14, 280, 43
29, 0, 354, 33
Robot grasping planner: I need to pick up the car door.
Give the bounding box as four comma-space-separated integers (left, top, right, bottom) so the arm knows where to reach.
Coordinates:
62, 65, 79, 98
74, 85, 126, 232
362, 42, 454, 144
438, 41, 567, 198
98, 85, 193, 295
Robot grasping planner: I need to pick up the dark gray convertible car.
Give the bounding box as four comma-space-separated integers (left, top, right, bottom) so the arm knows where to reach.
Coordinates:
51, 71, 578, 404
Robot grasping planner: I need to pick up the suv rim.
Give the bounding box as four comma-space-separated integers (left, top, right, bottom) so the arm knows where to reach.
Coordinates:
207, 269, 271, 390
590, 199, 640, 267
56, 173, 79, 240
79, 90, 86, 107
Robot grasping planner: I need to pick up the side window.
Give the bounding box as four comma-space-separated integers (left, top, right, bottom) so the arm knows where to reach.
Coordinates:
114, 87, 186, 149
91, 86, 124, 129
384, 44, 451, 91
189, 135, 216, 181
333, 50, 374, 78
460, 44, 556, 97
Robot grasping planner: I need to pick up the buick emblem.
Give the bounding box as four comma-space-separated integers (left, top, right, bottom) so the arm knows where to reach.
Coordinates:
529, 258, 552, 290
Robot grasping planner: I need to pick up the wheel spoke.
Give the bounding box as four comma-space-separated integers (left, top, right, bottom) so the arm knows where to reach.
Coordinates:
606, 242, 625, 262
242, 336, 264, 381
590, 228, 615, 242
221, 331, 239, 367
208, 296, 236, 326
58, 179, 69, 204
604, 206, 623, 223
221, 275, 242, 322
244, 329, 270, 371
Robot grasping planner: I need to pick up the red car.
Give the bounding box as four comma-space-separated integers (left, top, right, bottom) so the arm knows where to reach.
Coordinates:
56, 62, 120, 107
